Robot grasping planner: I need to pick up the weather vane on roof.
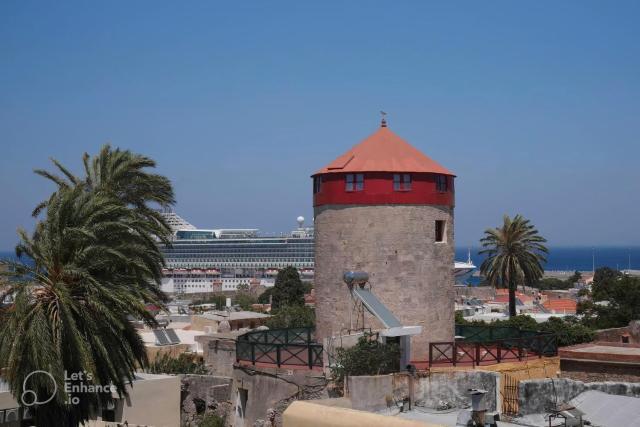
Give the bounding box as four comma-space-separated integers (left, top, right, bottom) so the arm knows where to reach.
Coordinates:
380, 111, 387, 127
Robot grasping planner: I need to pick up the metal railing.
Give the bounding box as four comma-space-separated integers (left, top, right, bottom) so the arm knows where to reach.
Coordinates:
430, 325, 557, 367
236, 328, 323, 369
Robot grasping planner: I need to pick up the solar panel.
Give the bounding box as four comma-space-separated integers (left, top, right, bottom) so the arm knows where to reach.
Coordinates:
165, 328, 181, 344
352, 287, 402, 328
153, 329, 170, 346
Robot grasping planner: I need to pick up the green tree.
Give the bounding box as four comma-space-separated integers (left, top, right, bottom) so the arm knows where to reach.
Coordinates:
271, 266, 305, 310
266, 305, 316, 329
480, 214, 548, 317
257, 287, 274, 304
234, 292, 256, 311
567, 271, 582, 285
578, 268, 640, 329
0, 187, 168, 425
532, 277, 572, 291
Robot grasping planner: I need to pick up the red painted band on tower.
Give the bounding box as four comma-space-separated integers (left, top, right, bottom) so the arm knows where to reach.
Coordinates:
313, 172, 454, 207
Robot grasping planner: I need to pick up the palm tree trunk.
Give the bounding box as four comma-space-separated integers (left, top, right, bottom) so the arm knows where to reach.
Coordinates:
508, 282, 517, 317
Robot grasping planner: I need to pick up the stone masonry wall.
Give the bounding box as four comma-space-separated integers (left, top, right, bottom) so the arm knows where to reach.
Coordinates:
560, 359, 640, 382
314, 204, 455, 361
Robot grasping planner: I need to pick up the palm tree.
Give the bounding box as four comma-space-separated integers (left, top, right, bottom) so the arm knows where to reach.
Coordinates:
0, 187, 164, 425
32, 145, 175, 301
479, 214, 548, 317
0, 146, 174, 425
33, 144, 175, 244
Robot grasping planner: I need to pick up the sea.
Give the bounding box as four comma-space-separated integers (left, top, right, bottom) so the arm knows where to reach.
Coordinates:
2, 247, 639, 273
455, 246, 640, 273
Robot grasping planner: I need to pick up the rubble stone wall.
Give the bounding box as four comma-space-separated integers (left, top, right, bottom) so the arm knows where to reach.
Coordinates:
314, 204, 455, 361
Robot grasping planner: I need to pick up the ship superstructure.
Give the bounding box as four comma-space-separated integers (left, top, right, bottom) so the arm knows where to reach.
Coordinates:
159, 212, 314, 294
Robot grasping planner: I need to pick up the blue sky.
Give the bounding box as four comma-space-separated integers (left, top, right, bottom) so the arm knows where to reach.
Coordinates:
1, 1, 639, 248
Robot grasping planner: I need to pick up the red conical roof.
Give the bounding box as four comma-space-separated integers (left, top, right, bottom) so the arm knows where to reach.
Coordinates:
314, 125, 455, 176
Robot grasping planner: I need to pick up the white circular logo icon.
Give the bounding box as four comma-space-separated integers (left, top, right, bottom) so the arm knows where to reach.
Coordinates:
21, 370, 57, 406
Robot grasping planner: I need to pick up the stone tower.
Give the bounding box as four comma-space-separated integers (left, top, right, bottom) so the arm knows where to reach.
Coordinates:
312, 119, 455, 361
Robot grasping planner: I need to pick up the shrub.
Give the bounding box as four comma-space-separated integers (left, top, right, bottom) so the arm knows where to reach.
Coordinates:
331, 333, 400, 391
266, 305, 315, 329
147, 352, 208, 375
537, 316, 595, 347
198, 414, 225, 427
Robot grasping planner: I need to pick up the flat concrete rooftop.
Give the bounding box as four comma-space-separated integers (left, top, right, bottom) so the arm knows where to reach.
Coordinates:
559, 342, 640, 364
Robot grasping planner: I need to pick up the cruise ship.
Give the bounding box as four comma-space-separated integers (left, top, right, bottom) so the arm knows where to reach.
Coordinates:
158, 211, 475, 294
159, 212, 314, 294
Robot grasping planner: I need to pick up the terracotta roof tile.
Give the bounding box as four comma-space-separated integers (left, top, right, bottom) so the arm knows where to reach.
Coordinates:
314, 126, 454, 176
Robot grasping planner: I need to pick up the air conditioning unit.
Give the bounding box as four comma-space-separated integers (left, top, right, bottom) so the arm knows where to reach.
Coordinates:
204, 326, 216, 334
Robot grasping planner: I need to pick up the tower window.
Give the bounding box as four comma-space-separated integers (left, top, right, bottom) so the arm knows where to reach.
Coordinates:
393, 174, 412, 191
436, 175, 448, 192
435, 220, 446, 242
345, 174, 364, 192
313, 176, 322, 194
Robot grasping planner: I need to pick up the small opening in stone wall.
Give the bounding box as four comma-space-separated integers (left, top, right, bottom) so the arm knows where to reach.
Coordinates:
435, 220, 446, 243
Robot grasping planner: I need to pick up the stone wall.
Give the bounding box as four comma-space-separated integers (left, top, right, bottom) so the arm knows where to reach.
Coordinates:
595, 321, 640, 344
196, 334, 239, 377
232, 366, 328, 427
518, 377, 640, 415
180, 375, 233, 426
560, 359, 640, 382
314, 204, 455, 361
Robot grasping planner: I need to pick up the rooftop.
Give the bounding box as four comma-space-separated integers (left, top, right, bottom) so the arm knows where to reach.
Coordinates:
314, 125, 454, 176
199, 310, 271, 321
559, 342, 640, 364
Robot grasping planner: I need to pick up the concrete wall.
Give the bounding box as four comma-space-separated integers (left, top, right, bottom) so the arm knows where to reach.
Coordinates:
0, 391, 20, 427
345, 371, 498, 413
518, 377, 640, 415
191, 315, 269, 332
119, 375, 181, 427
2, 375, 180, 427
347, 374, 395, 412
314, 204, 455, 361
416, 370, 498, 412
283, 401, 440, 427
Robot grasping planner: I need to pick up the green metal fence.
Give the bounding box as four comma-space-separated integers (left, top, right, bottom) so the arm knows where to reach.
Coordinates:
429, 324, 557, 367
236, 328, 323, 369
